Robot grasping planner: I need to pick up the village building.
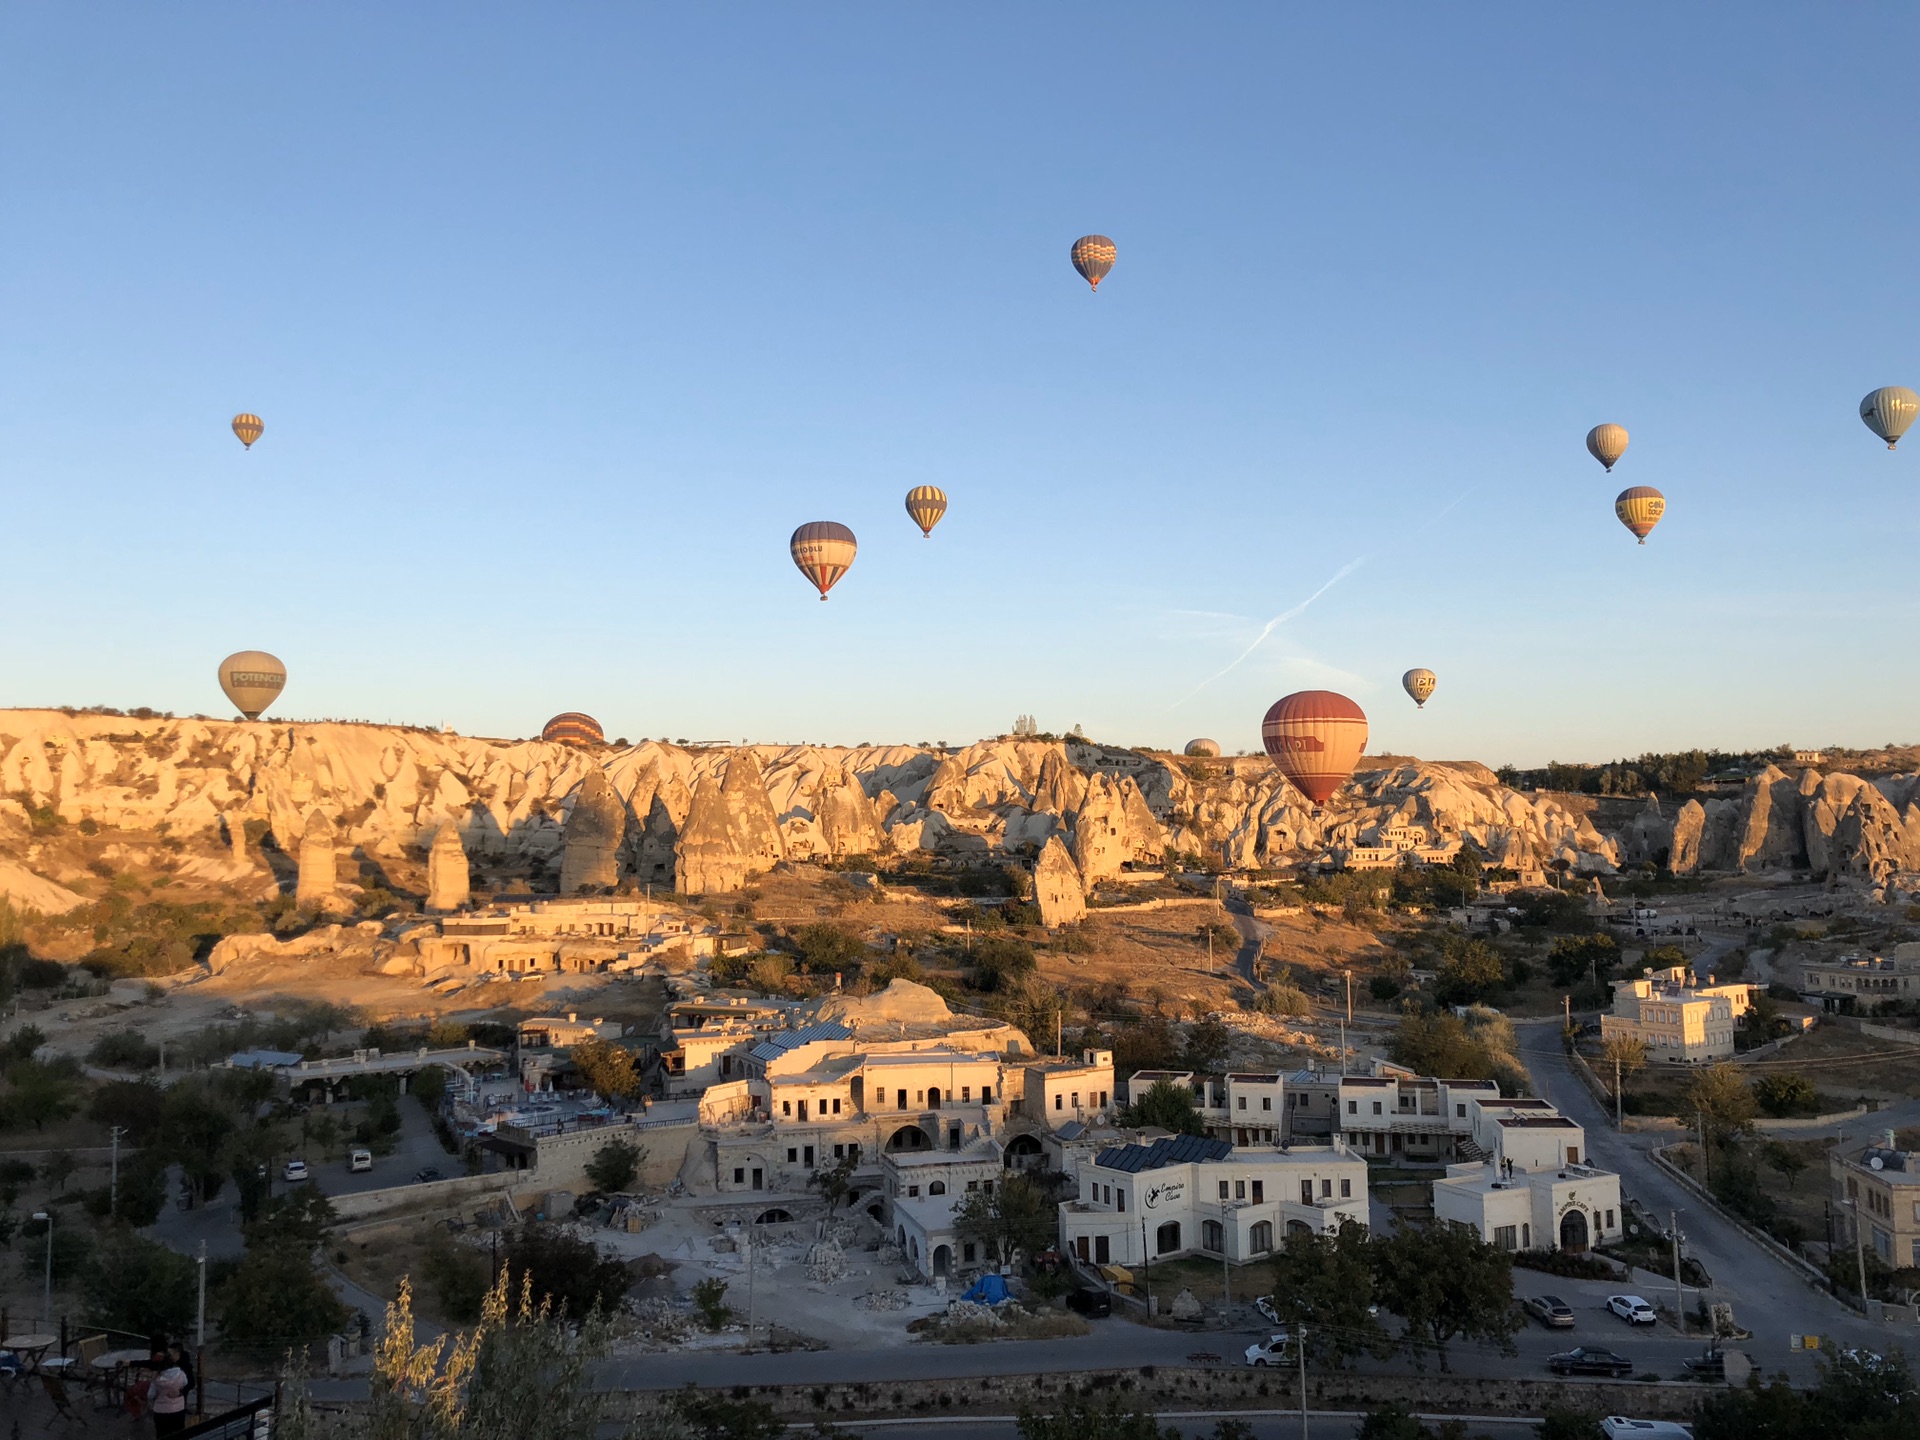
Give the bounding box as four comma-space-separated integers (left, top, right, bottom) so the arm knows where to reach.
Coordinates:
883, 1136, 1007, 1280
1056, 1134, 1369, 1269
1798, 946, 1920, 1013
1831, 1132, 1920, 1269
1600, 965, 1758, 1064
1433, 1102, 1622, 1253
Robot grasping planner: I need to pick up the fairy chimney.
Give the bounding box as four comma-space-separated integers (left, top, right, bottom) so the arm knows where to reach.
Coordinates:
295, 810, 338, 906
426, 824, 471, 911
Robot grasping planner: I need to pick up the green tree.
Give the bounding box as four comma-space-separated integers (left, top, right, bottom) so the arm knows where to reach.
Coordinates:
81, 1227, 197, 1336
1117, 1078, 1206, 1136
40, 1147, 78, 1194
970, 936, 1037, 992
1753, 1072, 1817, 1118
568, 1038, 640, 1102
1546, 933, 1619, 990
807, 1151, 859, 1211
1687, 1063, 1757, 1146
1355, 1404, 1426, 1440
1016, 1394, 1176, 1440
951, 1174, 1056, 1268
87, 1027, 161, 1070
1371, 1221, 1522, 1371
411, 1063, 449, 1109
89, 1077, 165, 1142
161, 1080, 237, 1202
585, 1137, 644, 1194
501, 1223, 630, 1316
246, 1186, 339, 1250
1765, 1140, 1810, 1191
217, 1243, 350, 1358
1266, 1220, 1390, 1366
692, 1277, 732, 1330
1181, 1016, 1233, 1074
1435, 937, 1503, 1003
2, 1059, 78, 1130
422, 1229, 491, 1324
665, 1386, 786, 1440
1537, 1404, 1606, 1440
792, 923, 866, 974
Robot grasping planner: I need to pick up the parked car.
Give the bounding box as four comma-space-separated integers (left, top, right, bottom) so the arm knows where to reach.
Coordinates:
283, 1159, 309, 1182
1600, 1420, 1693, 1440
1064, 1288, 1112, 1318
1607, 1294, 1657, 1325
1255, 1295, 1279, 1324
1524, 1294, 1576, 1328
1550, 1347, 1634, 1378
1244, 1333, 1295, 1367
413, 1166, 444, 1184
348, 1149, 373, 1174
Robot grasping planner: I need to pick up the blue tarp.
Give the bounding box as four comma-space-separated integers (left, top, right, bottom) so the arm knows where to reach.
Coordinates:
960, 1273, 1011, 1305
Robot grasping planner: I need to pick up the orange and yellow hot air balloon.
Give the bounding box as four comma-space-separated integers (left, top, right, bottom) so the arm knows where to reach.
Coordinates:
905, 486, 948, 538
1070, 235, 1116, 293
790, 521, 858, 600
1261, 690, 1368, 807
542, 713, 604, 747
232, 413, 264, 450
1614, 486, 1665, 544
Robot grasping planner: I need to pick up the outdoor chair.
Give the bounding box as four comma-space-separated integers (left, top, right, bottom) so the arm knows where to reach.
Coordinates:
39, 1372, 86, 1431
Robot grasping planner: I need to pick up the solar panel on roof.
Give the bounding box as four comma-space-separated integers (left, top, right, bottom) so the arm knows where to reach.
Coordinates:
1095, 1134, 1234, 1173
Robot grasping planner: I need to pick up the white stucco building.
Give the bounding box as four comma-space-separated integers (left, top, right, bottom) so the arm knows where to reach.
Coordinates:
1433, 1105, 1622, 1253
1601, 965, 1758, 1064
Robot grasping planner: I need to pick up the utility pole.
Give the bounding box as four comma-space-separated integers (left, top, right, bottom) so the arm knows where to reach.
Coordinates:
109, 1126, 124, 1218
745, 1224, 756, 1351
1343, 969, 1352, 1026
1297, 1322, 1309, 1440
1338, 1019, 1347, 1078
33, 1210, 52, 1328
1219, 1201, 1236, 1312
1563, 994, 1571, 1030
1670, 1211, 1685, 1334
196, 1240, 207, 1346
1614, 1057, 1623, 1131
1141, 1218, 1152, 1314
1847, 1198, 1870, 1310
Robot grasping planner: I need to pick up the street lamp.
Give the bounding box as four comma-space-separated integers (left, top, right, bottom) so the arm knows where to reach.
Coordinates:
32, 1210, 52, 1329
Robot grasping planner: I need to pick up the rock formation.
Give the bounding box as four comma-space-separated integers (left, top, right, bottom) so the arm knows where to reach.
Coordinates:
1032, 835, 1087, 926
815, 766, 884, 857
559, 770, 625, 894
674, 752, 786, 894
426, 823, 470, 911
296, 810, 337, 906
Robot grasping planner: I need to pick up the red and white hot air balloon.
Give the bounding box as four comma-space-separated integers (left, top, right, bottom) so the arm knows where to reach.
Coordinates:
1261, 690, 1368, 807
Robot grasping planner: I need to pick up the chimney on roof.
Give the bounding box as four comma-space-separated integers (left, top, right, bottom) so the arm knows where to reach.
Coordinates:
1886, 1128, 1899, 1153
569, 1012, 579, 1023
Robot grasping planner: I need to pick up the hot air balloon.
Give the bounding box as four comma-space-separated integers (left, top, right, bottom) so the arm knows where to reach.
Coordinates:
1585, 423, 1628, 472
1070, 235, 1116, 292
1184, 738, 1221, 757
1402, 669, 1437, 709
1261, 691, 1368, 807
1615, 486, 1665, 544
218, 650, 286, 720
1860, 387, 1919, 450
905, 485, 948, 538
790, 522, 858, 600
232, 414, 264, 450
542, 712, 605, 747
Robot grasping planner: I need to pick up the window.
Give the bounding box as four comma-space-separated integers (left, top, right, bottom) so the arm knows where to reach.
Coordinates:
1339, 1179, 1351, 1199
1456, 1103, 1466, 1118
983, 1179, 994, 1194
803, 1145, 815, 1167
1262, 1097, 1272, 1111
1372, 1101, 1383, 1116
1202, 1219, 1224, 1253
1218, 1181, 1230, 1199
1321, 1179, 1332, 1198
897, 1089, 908, 1110
982, 1086, 992, 1103
1236, 1180, 1246, 1200
786, 1148, 798, 1163
733, 1168, 745, 1185
1522, 1223, 1531, 1248
1100, 1090, 1109, 1107
782, 1101, 792, 1116
1249, 1221, 1273, 1254
916, 1090, 924, 1105
1300, 1180, 1313, 1204
1237, 1097, 1247, 1111
1494, 1225, 1517, 1251
834, 1144, 845, 1158
832, 1099, 842, 1114
1055, 1094, 1064, 1111
966, 1179, 978, 1192
1071, 1092, 1080, 1108
1156, 1221, 1182, 1255
907, 1185, 920, 1198
929, 1181, 946, 1195
963, 1242, 977, 1262
961, 1086, 971, 1101
1115, 1188, 1124, 1213
1347, 1100, 1357, 1115
1604, 1209, 1615, 1230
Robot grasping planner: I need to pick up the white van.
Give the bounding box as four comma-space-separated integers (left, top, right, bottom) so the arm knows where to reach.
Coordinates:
349, 1149, 374, 1173
1601, 1419, 1693, 1440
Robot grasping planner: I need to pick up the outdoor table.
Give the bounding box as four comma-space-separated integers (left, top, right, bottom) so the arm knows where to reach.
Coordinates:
92, 1348, 154, 1407
0, 1334, 56, 1374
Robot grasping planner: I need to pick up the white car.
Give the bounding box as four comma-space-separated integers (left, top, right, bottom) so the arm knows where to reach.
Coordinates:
348, 1149, 373, 1174
283, 1159, 310, 1182
1244, 1332, 1294, 1367
1255, 1295, 1279, 1324
1600, 1419, 1693, 1440
1606, 1294, 1656, 1325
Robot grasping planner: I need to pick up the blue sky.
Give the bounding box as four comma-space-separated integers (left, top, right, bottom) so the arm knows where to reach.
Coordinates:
1, 6, 1914, 764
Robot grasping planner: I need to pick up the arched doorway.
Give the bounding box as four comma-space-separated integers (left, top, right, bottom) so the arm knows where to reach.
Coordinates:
1559, 1208, 1590, 1253
867, 1201, 884, 1222
1004, 1133, 1043, 1170
1201, 1219, 1224, 1253
927, 1087, 942, 1109
1249, 1221, 1273, 1254
756, 1208, 792, 1225
932, 1244, 951, 1277
1156, 1221, 1181, 1255
887, 1125, 932, 1152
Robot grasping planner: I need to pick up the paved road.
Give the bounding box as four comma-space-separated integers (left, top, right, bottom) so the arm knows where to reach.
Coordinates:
845, 1415, 1547, 1439
1518, 1014, 1883, 1378
1225, 888, 1264, 988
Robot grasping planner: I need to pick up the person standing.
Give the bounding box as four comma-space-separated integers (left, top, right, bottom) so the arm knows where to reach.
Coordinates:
148, 1346, 189, 1437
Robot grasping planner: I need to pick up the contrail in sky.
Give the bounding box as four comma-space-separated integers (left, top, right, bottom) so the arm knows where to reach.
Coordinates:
1169, 556, 1366, 708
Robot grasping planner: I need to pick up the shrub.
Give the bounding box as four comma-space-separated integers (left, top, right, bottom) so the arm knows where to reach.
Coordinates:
87, 1028, 161, 1071
81, 1228, 196, 1336
1754, 1072, 1818, 1118
422, 1230, 490, 1323
501, 1224, 630, 1317
692, 1277, 732, 1331
970, 937, 1036, 992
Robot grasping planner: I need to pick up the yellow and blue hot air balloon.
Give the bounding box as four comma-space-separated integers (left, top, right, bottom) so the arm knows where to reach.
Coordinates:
905, 486, 948, 538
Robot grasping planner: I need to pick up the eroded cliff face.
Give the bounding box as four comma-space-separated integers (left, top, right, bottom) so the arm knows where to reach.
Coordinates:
0, 711, 1915, 904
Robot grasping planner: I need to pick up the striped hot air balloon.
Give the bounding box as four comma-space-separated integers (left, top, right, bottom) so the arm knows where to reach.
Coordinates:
542, 712, 605, 747
232, 413, 264, 450
1261, 691, 1368, 807
217, 650, 286, 720
905, 485, 948, 538
1860, 387, 1919, 450
1402, 669, 1437, 709
1586, 423, 1628, 472
1070, 235, 1116, 292
790, 521, 858, 600
1615, 486, 1665, 544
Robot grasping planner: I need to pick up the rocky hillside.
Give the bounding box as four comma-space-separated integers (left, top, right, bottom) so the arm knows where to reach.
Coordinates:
0, 710, 1913, 906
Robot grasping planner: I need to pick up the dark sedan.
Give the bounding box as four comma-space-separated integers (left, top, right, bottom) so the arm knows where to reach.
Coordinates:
1064, 1288, 1112, 1318
1549, 1347, 1633, 1377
